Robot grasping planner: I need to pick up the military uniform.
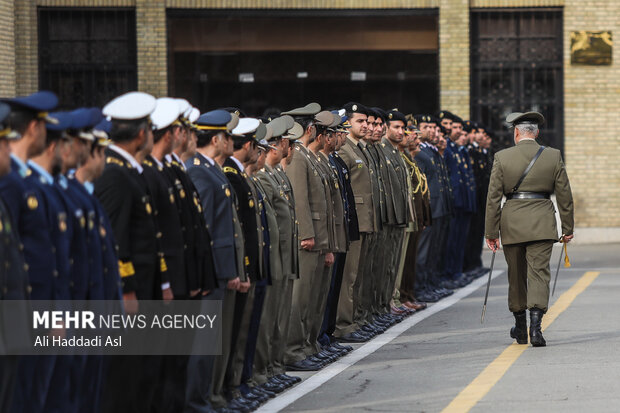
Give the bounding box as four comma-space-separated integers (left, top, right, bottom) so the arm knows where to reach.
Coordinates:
399, 151, 431, 303
335, 134, 375, 338
486, 111, 573, 347
379, 130, 409, 314
0, 105, 31, 413
486, 138, 573, 312
285, 142, 330, 364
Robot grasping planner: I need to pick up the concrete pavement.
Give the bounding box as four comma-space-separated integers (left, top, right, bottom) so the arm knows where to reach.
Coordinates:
258, 243, 620, 413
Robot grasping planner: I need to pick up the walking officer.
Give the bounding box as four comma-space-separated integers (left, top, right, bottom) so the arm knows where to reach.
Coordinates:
485, 111, 574, 347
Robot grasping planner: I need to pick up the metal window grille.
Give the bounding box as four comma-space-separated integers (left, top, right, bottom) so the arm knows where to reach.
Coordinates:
470, 9, 563, 153
38, 7, 137, 109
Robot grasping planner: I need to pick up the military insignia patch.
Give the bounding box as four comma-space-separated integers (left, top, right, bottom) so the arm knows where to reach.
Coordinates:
59, 214, 67, 232
194, 158, 200, 165
225, 188, 231, 197
27, 195, 38, 210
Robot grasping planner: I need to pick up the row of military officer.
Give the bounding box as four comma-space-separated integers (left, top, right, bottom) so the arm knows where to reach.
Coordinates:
0, 89, 494, 413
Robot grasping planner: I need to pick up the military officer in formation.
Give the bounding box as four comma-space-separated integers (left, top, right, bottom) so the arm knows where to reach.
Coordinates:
0, 88, 496, 413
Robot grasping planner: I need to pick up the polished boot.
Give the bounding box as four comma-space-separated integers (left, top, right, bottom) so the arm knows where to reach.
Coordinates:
509, 310, 528, 344
529, 308, 546, 347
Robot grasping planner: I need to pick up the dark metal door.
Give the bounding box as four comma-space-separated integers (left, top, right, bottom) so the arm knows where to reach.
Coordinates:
470, 9, 563, 153
38, 8, 137, 109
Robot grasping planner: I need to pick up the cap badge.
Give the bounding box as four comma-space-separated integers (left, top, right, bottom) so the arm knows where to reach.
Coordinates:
352, 104, 358, 111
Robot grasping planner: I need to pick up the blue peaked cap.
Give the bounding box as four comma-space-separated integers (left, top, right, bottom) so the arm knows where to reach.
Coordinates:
45, 112, 73, 131
196, 110, 231, 128
2, 91, 58, 112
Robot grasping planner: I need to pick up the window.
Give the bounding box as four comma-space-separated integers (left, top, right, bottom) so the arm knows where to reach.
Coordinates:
470, 9, 563, 152
38, 8, 137, 109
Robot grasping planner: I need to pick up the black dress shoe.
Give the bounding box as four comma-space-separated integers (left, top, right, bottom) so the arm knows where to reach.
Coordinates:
510, 310, 528, 344
316, 350, 337, 361
306, 355, 325, 366
278, 373, 301, 384
226, 399, 251, 413
322, 346, 344, 358
270, 375, 293, 388
286, 359, 321, 371
529, 308, 546, 347
360, 324, 379, 335
244, 389, 268, 403
327, 344, 347, 355
337, 331, 369, 343
331, 342, 353, 353
252, 386, 276, 398
262, 380, 285, 394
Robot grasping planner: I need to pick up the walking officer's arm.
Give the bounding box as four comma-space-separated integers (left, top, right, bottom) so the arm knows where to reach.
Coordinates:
485, 154, 504, 242
554, 153, 574, 239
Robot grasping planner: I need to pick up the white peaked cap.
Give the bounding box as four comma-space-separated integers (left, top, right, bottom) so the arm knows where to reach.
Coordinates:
175, 98, 191, 118
151, 97, 183, 130
188, 107, 200, 123
103, 91, 156, 120
232, 118, 260, 136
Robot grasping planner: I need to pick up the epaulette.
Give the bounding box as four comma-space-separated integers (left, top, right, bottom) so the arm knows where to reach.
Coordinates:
106, 157, 126, 167
223, 166, 238, 175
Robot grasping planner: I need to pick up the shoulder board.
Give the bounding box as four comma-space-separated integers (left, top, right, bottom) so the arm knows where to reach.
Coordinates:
106, 157, 125, 167
223, 166, 238, 175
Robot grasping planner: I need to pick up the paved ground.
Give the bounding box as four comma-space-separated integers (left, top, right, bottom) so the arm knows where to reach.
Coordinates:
257, 243, 620, 413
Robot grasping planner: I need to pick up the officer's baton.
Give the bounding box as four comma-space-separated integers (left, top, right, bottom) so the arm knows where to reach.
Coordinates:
481, 250, 496, 324
551, 239, 565, 297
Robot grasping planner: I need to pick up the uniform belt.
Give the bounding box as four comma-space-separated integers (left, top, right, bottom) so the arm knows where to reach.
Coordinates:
506, 191, 550, 200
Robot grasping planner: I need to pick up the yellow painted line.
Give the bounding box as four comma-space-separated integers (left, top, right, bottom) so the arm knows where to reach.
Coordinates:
442, 271, 600, 413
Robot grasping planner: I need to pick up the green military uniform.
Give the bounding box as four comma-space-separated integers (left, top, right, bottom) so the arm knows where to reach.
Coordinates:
335, 135, 376, 337
485, 113, 574, 313
379, 132, 409, 313
285, 141, 330, 363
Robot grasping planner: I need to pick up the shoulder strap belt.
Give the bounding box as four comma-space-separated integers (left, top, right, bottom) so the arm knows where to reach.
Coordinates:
512, 146, 545, 193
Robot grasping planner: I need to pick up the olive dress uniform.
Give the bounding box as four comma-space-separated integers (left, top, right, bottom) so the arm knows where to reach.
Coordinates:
271, 164, 299, 375
284, 142, 329, 365
254, 164, 292, 384
485, 138, 574, 313
334, 135, 376, 338
380, 135, 409, 312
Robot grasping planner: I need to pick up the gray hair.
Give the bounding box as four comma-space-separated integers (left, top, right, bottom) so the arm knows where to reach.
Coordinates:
515, 122, 539, 136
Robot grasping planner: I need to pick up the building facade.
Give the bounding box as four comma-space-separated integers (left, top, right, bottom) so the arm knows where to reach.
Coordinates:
0, 0, 617, 241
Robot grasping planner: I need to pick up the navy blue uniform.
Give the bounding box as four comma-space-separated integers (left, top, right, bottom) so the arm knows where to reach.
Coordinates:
26, 161, 73, 413
1, 158, 58, 413
0, 196, 30, 413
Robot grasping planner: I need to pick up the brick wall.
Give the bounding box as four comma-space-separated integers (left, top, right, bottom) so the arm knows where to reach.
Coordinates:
0, 0, 16, 97
10, 0, 620, 233
14, 0, 37, 96
166, 0, 439, 7
136, 0, 167, 97
439, 0, 469, 118
563, 0, 619, 229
